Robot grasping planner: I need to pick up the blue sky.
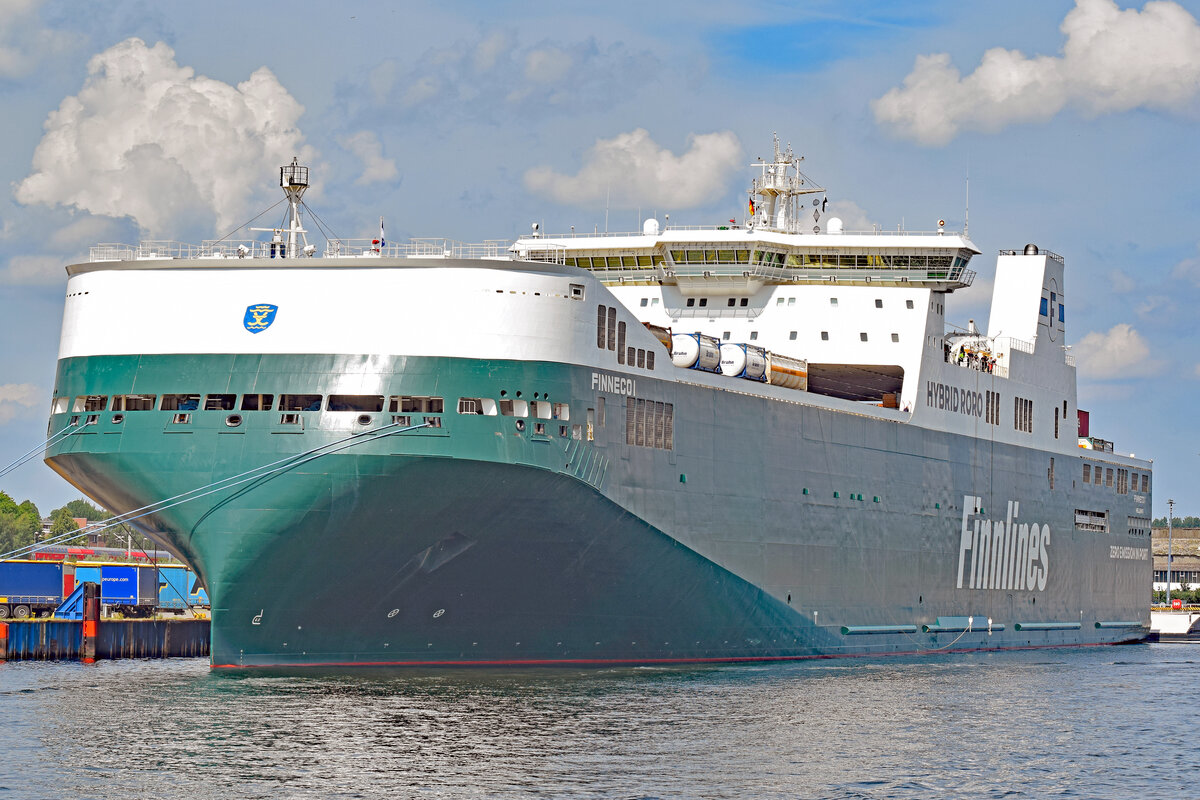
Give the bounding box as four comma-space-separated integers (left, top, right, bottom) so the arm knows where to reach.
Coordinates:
1, 0, 1197, 517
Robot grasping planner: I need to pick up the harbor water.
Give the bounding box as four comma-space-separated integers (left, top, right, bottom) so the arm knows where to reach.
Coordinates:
2, 643, 1198, 799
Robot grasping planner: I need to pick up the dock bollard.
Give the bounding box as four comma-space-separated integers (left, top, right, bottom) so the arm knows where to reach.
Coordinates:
0, 622, 7, 662
81, 582, 100, 664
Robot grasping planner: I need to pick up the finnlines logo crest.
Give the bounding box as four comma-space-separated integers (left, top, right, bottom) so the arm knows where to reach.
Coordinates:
956, 496, 1050, 591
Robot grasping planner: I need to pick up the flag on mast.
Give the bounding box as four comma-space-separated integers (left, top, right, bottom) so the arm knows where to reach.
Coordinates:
379, 216, 386, 249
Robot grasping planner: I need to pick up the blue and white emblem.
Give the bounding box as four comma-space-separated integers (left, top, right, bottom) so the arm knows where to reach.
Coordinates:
243, 303, 278, 333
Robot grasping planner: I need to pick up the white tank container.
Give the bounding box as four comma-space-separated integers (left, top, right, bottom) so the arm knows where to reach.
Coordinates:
766, 353, 808, 390
719, 344, 767, 381
671, 333, 721, 371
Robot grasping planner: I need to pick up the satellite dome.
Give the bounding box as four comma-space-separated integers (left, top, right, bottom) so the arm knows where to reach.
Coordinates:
643, 218, 661, 235
827, 217, 843, 234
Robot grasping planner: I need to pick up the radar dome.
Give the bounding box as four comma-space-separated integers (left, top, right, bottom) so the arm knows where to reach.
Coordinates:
1024, 243, 1039, 255
827, 217, 843, 234
643, 218, 661, 235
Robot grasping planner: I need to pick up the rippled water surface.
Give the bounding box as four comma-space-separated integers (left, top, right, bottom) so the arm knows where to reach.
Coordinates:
2, 644, 1198, 799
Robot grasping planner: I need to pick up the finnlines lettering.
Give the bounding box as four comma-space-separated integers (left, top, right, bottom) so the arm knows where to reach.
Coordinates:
591, 372, 636, 396
926, 380, 983, 417
956, 496, 1050, 592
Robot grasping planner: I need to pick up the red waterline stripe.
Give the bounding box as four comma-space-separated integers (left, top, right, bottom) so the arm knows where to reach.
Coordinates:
211, 640, 1121, 670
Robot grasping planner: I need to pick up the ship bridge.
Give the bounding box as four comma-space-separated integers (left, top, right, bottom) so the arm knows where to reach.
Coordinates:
513, 230, 978, 295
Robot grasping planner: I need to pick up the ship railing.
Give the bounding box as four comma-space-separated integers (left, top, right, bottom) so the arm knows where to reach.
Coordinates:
519, 243, 569, 264
323, 238, 511, 259
514, 226, 960, 239
1000, 248, 1064, 264
89, 243, 137, 261
995, 336, 1035, 355
134, 241, 207, 260
669, 305, 763, 320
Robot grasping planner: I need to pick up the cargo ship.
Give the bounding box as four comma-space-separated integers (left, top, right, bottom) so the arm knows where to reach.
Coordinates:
44, 139, 1152, 667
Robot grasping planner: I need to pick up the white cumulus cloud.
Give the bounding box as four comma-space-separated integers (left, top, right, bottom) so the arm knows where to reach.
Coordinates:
873, 0, 1200, 145
338, 131, 398, 186
0, 383, 42, 424
523, 129, 743, 209
0, 0, 78, 80
1074, 322, 1165, 379
1, 255, 65, 286
15, 38, 312, 236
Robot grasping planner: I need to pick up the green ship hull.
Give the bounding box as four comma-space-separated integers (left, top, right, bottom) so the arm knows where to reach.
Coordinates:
45, 351, 1149, 667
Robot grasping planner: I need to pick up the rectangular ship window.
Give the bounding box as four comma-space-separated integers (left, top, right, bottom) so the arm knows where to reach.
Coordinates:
1083, 464, 1091, 483
552, 402, 569, 420
52, 396, 69, 414
111, 394, 157, 411
327, 395, 385, 412
498, 399, 528, 417
279, 394, 323, 412
161, 394, 200, 411
597, 305, 607, 349
1142, 474, 1149, 492
392, 415, 411, 426
73, 395, 109, 412
532, 401, 552, 420
204, 394, 236, 411
617, 321, 626, 365
241, 393, 274, 411
637, 349, 645, 368
607, 307, 617, 351
458, 397, 498, 415
1105, 468, 1113, 487
389, 396, 444, 413
646, 351, 655, 370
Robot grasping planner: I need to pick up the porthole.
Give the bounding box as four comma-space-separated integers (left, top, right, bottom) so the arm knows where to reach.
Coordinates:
357, 414, 372, 426
111, 414, 124, 424
515, 419, 526, 432
225, 414, 242, 427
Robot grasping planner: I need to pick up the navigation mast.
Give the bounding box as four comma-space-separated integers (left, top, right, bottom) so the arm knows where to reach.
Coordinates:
749, 134, 825, 234
252, 157, 313, 257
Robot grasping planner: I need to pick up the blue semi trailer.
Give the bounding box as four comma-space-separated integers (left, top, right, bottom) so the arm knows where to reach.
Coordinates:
157, 564, 209, 611
73, 563, 159, 617
0, 560, 71, 618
